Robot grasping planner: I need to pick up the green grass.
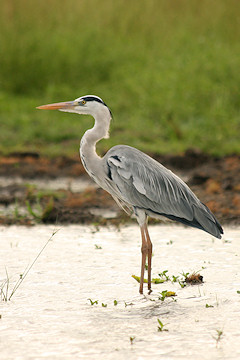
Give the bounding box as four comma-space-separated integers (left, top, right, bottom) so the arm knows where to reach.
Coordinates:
0, 0, 239, 156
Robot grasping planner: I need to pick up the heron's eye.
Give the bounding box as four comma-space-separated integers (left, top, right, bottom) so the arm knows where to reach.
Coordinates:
81, 100, 86, 105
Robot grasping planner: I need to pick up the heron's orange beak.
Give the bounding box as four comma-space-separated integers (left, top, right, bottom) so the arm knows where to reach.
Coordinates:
36, 101, 75, 110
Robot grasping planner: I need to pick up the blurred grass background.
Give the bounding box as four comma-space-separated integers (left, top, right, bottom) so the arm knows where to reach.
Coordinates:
0, 0, 239, 156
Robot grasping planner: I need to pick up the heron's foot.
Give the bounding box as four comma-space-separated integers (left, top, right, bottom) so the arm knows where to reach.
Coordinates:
148, 288, 152, 295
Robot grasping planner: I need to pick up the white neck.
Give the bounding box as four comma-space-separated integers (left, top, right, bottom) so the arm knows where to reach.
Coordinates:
79, 106, 111, 178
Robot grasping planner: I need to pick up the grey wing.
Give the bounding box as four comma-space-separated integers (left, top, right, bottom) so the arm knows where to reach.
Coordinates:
103, 145, 223, 239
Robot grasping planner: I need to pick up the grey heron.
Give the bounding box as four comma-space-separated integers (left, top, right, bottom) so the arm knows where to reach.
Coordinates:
37, 95, 223, 294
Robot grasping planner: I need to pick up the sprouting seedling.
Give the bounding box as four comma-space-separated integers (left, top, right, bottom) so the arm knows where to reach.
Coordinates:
181, 271, 190, 279
102, 303, 107, 307
158, 290, 176, 301
158, 270, 170, 281
130, 336, 135, 345
124, 301, 134, 307
157, 319, 168, 332
159, 290, 168, 301
212, 329, 223, 347
205, 304, 214, 308
1, 229, 58, 302
88, 299, 98, 305
94, 244, 102, 250
171, 275, 179, 283
114, 300, 118, 306
178, 279, 186, 288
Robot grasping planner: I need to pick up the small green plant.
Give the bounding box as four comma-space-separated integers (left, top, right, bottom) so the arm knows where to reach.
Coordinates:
41, 197, 55, 222
181, 271, 190, 279
26, 200, 42, 221
158, 290, 176, 301
212, 329, 223, 347
237, 290, 240, 294
132, 275, 147, 283
13, 200, 21, 220
158, 270, 170, 281
26, 197, 55, 222
94, 244, 102, 250
88, 299, 98, 305
102, 303, 107, 307
178, 280, 186, 288
124, 301, 134, 307
129, 336, 135, 345
157, 319, 168, 332
152, 278, 165, 284
205, 304, 214, 308
171, 275, 179, 283
159, 290, 167, 300
114, 300, 118, 306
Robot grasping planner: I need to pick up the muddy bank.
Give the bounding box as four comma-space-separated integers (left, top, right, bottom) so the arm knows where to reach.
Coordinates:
0, 149, 239, 225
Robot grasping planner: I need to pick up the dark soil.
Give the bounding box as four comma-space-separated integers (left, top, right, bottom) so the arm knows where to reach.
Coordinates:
0, 149, 239, 226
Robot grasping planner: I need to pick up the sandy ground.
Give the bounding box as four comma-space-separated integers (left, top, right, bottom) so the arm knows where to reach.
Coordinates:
0, 224, 239, 360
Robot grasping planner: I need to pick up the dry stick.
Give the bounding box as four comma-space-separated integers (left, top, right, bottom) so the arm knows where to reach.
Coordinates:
1, 269, 10, 301
1, 278, 8, 301
8, 229, 59, 301
5, 267, 9, 300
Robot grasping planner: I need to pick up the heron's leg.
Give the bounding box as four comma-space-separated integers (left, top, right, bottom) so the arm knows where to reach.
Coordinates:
139, 225, 147, 294
144, 224, 153, 294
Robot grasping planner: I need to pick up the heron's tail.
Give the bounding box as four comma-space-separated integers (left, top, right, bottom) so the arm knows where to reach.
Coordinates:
159, 203, 223, 239
192, 203, 223, 239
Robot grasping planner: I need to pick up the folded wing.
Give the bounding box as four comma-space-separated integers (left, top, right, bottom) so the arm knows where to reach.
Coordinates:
104, 145, 223, 239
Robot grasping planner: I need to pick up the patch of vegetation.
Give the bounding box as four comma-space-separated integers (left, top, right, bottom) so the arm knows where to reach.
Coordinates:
132, 269, 204, 289
158, 290, 176, 301
182, 271, 204, 285
1, 230, 58, 301
25, 187, 65, 223
0, 1, 239, 156
158, 270, 170, 282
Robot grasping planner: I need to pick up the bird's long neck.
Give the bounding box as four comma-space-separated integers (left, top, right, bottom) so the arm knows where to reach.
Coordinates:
80, 107, 111, 178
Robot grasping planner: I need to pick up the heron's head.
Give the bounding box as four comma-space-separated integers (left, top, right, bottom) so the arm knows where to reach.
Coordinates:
37, 95, 112, 119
